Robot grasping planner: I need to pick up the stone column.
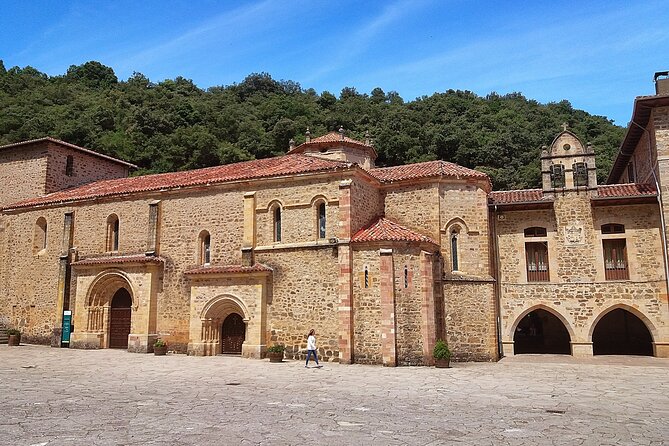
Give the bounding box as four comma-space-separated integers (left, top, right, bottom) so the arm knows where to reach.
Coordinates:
337, 180, 354, 363
380, 248, 396, 367
420, 251, 436, 365
242, 192, 257, 266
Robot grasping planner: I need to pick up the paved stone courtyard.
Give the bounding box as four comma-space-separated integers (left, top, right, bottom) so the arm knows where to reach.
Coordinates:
1, 345, 668, 445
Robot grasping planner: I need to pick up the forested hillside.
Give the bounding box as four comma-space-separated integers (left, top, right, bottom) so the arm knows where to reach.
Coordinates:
0, 61, 625, 190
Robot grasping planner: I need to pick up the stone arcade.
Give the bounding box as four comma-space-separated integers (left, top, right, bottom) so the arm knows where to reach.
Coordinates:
1, 79, 669, 363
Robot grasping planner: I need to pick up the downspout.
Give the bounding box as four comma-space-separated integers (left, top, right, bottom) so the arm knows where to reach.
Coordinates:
630, 118, 669, 297
490, 203, 504, 359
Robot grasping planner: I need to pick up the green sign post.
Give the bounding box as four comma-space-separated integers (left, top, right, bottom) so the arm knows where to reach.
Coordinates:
62, 310, 72, 346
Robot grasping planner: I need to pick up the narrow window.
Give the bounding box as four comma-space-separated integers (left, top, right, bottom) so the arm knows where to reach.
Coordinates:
199, 231, 211, 265
451, 230, 459, 271
404, 265, 409, 288
364, 266, 369, 288
573, 162, 588, 187
318, 202, 326, 239
33, 217, 47, 254
603, 239, 628, 280
274, 206, 282, 242
627, 163, 635, 183
550, 164, 565, 188
526, 242, 549, 281
65, 155, 74, 176
106, 214, 120, 252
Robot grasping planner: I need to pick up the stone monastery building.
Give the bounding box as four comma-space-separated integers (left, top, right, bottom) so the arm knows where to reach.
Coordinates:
1, 77, 669, 364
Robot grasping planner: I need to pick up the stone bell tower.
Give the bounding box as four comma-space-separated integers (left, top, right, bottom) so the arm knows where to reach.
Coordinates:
541, 124, 598, 198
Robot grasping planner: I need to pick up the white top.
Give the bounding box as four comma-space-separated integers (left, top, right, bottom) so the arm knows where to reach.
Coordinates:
307, 335, 317, 350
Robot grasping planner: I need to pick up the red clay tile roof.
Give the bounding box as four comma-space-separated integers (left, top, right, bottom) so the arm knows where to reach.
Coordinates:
184, 264, 273, 275
290, 131, 377, 158
0, 137, 137, 168
370, 160, 489, 184
489, 183, 657, 205
351, 217, 438, 246
488, 189, 546, 205
596, 183, 656, 198
72, 254, 164, 266
3, 154, 353, 210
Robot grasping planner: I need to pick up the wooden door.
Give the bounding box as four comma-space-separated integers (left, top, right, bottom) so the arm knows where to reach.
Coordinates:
221, 313, 245, 354
109, 288, 132, 349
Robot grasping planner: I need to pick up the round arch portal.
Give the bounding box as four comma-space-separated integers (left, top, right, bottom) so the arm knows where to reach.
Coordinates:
592, 308, 653, 356
513, 308, 571, 354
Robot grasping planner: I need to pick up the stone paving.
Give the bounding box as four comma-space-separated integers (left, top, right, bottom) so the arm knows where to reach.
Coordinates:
1, 345, 668, 445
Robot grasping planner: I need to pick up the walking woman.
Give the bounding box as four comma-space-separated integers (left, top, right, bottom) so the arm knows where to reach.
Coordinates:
305, 329, 320, 368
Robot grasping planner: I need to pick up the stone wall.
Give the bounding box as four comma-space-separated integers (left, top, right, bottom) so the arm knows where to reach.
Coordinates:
255, 177, 342, 246
496, 197, 669, 357
352, 248, 382, 364
44, 142, 129, 194
393, 248, 425, 365
0, 145, 47, 208
256, 247, 340, 361
443, 280, 497, 361
383, 182, 440, 240
439, 183, 490, 276
350, 177, 383, 236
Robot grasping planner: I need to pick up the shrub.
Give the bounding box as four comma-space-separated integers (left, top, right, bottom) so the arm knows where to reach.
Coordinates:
433, 340, 452, 360
6, 328, 21, 336
154, 338, 166, 348
267, 344, 285, 353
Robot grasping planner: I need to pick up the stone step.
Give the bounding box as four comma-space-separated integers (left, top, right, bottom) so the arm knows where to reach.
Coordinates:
0, 328, 7, 344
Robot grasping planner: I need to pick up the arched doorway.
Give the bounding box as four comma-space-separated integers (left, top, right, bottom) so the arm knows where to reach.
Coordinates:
514, 309, 571, 354
109, 288, 132, 349
221, 313, 245, 354
592, 309, 653, 355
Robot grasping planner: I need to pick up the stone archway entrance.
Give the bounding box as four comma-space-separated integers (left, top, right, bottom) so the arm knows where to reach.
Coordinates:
514, 309, 571, 354
592, 309, 653, 356
221, 313, 246, 354
109, 288, 132, 349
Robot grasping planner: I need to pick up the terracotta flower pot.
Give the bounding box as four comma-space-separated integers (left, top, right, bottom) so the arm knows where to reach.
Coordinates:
267, 351, 284, 363
154, 344, 168, 356
8, 334, 20, 346
434, 358, 450, 368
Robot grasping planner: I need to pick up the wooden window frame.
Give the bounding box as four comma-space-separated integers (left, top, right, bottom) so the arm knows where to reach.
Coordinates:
525, 241, 549, 282
603, 239, 629, 280
550, 164, 565, 188
573, 162, 588, 187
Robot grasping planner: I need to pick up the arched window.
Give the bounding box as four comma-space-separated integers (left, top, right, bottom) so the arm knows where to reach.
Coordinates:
450, 229, 459, 271
65, 155, 74, 176
317, 202, 326, 239
550, 164, 565, 188
106, 214, 120, 252
273, 206, 282, 242
573, 162, 588, 187
199, 231, 211, 265
33, 217, 47, 254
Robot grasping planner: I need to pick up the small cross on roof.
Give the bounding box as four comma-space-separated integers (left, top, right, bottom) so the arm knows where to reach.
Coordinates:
562, 122, 569, 131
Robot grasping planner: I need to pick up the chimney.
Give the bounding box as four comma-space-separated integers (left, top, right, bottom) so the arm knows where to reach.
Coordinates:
305, 128, 311, 143
339, 126, 345, 141
655, 71, 669, 95
289, 138, 295, 150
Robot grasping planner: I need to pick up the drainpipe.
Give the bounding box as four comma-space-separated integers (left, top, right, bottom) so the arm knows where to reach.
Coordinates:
630, 118, 669, 297
490, 204, 504, 359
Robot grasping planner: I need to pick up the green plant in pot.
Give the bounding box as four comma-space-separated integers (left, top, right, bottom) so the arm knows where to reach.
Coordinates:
266, 344, 285, 363
433, 339, 452, 368
7, 328, 21, 346
154, 338, 168, 356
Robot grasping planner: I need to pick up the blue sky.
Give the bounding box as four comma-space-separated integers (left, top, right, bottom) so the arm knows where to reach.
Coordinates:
2, 0, 667, 125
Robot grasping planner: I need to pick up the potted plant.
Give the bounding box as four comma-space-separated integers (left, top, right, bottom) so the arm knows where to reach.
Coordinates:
433, 339, 452, 368
266, 344, 285, 363
7, 328, 21, 347
154, 338, 168, 356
